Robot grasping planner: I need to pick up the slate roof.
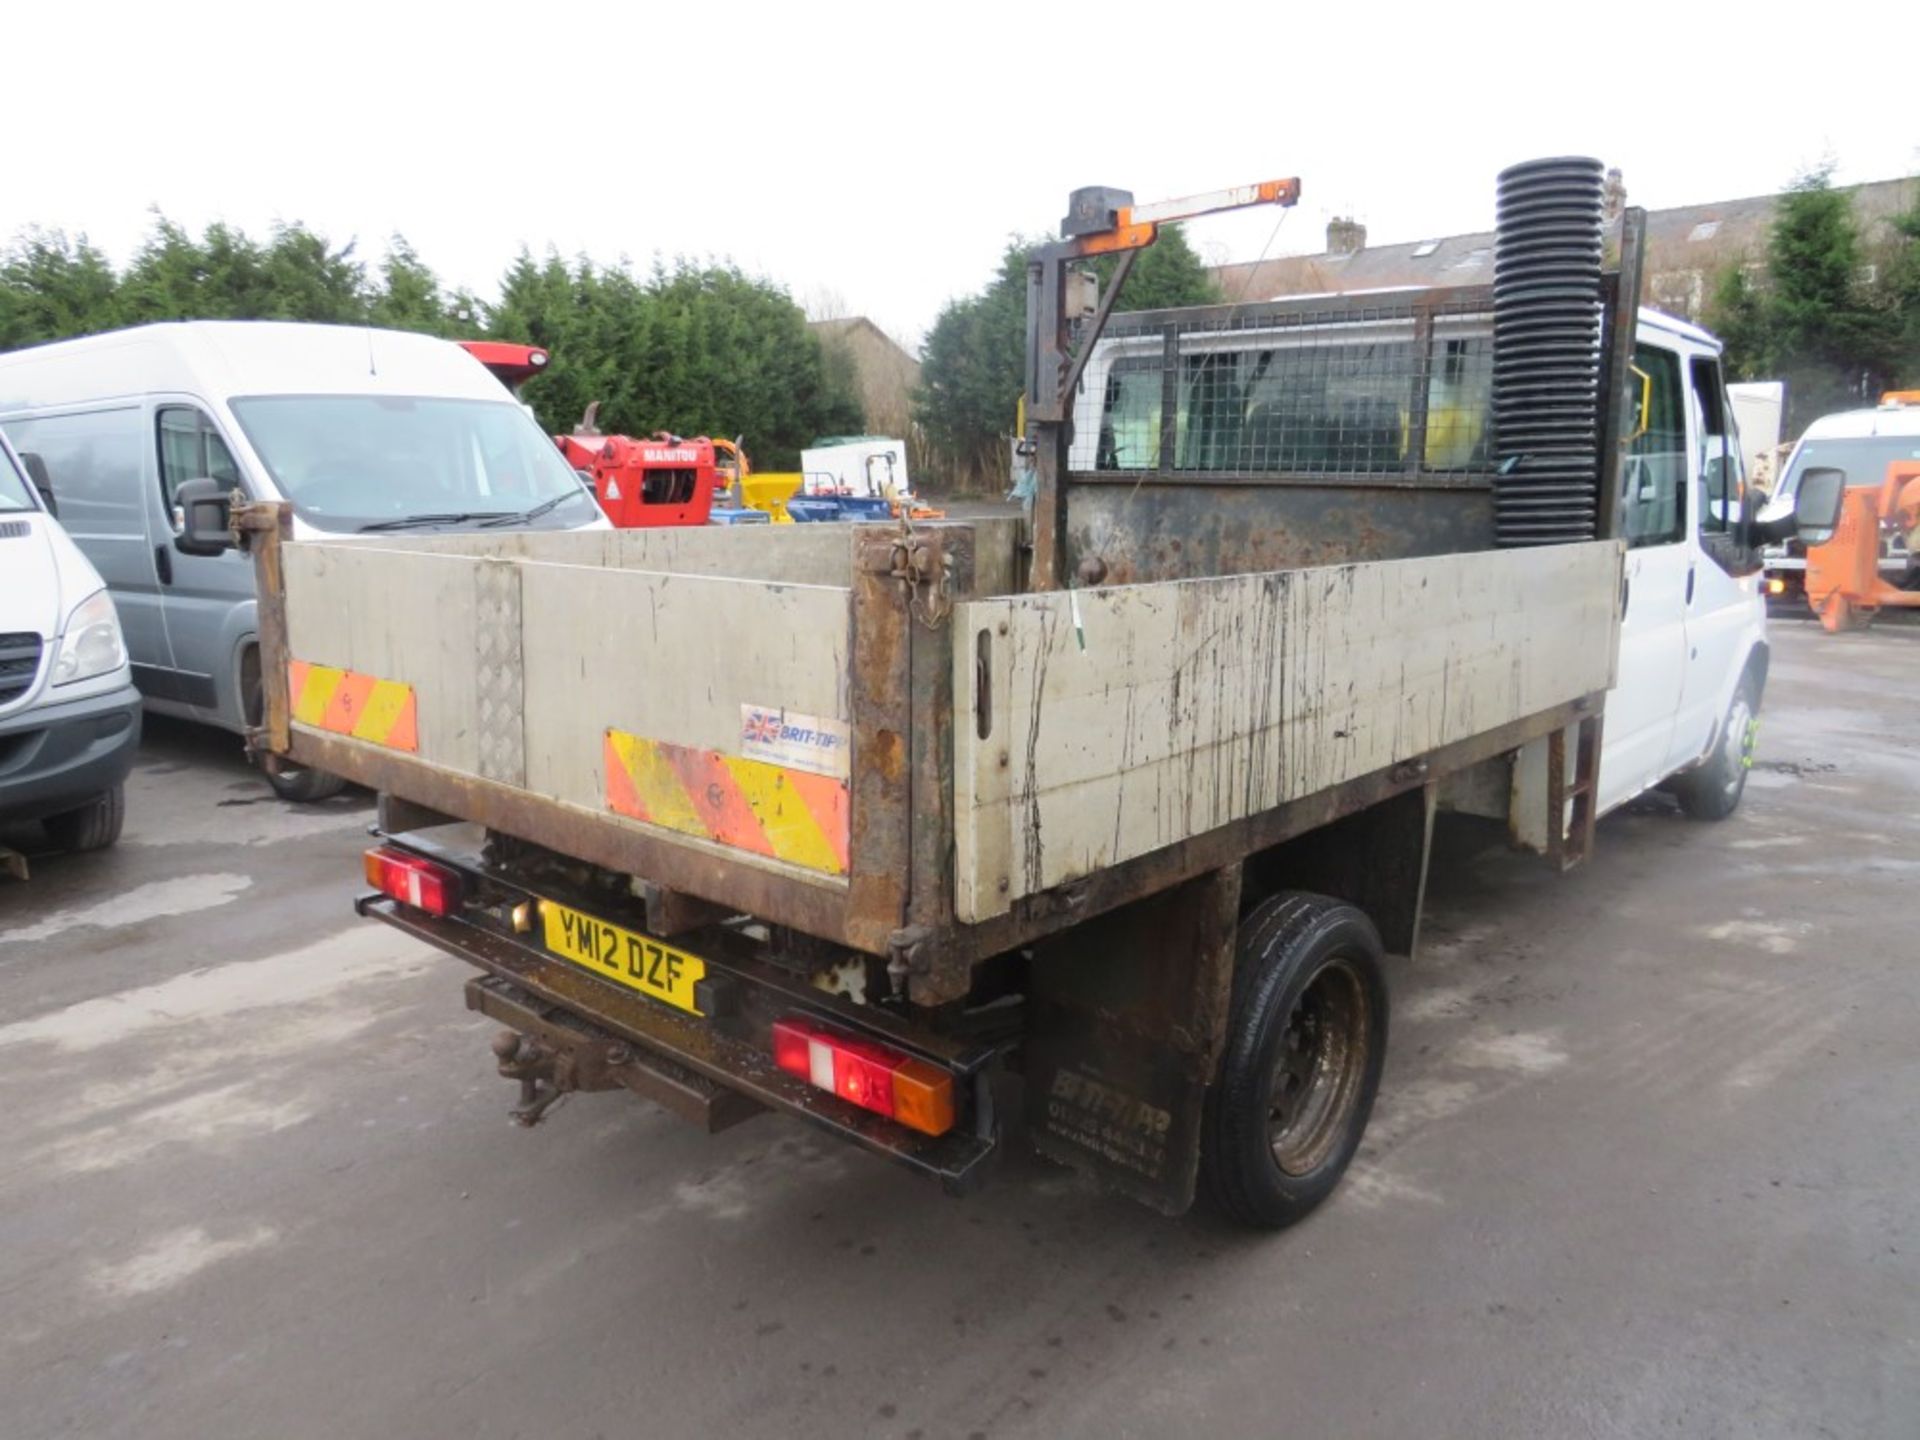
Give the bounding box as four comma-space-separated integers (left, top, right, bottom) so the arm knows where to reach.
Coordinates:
1212, 178, 1917, 303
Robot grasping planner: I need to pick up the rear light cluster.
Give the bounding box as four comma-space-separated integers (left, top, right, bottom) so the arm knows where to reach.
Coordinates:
772, 1016, 955, 1136
363, 846, 462, 917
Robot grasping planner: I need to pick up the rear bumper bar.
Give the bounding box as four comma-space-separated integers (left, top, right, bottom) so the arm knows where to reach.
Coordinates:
359, 891, 1001, 1195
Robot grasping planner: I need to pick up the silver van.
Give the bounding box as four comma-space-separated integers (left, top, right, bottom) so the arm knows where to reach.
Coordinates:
0, 321, 605, 799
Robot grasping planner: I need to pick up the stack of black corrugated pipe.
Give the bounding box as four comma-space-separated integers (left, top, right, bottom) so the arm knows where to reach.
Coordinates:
1490, 156, 1607, 546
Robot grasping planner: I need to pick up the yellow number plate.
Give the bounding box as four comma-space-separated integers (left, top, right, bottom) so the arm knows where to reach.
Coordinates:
539, 898, 705, 1016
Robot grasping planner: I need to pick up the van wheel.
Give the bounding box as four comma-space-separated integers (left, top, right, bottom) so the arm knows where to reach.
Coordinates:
1674, 681, 1757, 821
44, 785, 125, 852
246, 668, 347, 803
1201, 892, 1389, 1230
263, 756, 347, 803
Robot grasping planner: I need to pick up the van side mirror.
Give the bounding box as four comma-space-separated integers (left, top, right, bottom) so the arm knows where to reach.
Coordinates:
1790, 466, 1847, 547
19, 452, 56, 518
174, 477, 236, 555
1751, 465, 1847, 547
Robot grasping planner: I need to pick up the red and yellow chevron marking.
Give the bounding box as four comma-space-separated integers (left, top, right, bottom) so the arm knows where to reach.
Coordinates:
603, 728, 849, 876
287, 660, 418, 752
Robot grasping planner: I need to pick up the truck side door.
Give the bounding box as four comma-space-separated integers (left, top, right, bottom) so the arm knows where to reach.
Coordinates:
1597, 341, 1692, 814
1668, 352, 1758, 772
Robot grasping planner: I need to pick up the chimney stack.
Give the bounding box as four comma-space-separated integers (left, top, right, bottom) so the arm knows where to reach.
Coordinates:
1327, 217, 1367, 256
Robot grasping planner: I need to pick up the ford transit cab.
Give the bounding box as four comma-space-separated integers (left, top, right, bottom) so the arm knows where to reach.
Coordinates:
1076, 306, 1840, 823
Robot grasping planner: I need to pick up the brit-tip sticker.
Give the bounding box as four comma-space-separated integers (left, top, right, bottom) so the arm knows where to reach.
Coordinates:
740, 705, 851, 779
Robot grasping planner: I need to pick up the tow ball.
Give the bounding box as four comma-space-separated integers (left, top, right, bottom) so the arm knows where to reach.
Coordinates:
490, 1027, 638, 1126
491, 1030, 569, 1127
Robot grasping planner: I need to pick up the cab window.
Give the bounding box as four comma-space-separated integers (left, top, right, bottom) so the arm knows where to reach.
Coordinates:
157, 407, 243, 528
1183, 340, 1415, 473
1621, 345, 1685, 547
1095, 357, 1163, 471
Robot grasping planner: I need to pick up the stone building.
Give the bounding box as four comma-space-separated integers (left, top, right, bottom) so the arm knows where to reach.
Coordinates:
809, 316, 921, 440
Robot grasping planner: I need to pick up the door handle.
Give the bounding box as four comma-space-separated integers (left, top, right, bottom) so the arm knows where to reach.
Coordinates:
1621, 574, 1630, 613
154, 543, 174, 586
1685, 566, 1695, 604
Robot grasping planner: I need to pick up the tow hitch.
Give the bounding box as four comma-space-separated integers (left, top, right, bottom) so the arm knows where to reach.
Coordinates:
491, 1030, 571, 1127
470, 976, 766, 1133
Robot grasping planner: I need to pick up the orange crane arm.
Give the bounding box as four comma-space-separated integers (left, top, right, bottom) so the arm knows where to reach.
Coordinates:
1064, 178, 1301, 256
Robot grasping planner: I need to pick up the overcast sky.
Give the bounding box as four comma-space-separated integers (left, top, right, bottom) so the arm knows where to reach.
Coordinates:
8, 1, 1915, 349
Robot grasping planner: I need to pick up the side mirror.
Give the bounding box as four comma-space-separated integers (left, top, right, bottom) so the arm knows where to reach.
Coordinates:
1791, 465, 1847, 547
174, 477, 236, 555
19, 452, 56, 518
1751, 465, 1847, 547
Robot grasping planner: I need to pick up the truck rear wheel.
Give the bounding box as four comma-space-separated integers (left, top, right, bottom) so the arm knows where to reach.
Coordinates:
1201, 892, 1388, 1229
43, 784, 125, 852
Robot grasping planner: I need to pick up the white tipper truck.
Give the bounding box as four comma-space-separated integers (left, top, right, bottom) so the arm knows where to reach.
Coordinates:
180, 161, 1843, 1227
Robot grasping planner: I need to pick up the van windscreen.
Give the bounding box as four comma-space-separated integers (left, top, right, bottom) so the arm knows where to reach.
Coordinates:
1776, 434, 1920, 499
228, 394, 589, 531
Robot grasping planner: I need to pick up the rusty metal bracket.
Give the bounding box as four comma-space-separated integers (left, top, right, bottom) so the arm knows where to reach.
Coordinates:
1546, 715, 1603, 871
635, 880, 733, 938
240, 501, 295, 754
862, 526, 955, 628
377, 791, 462, 835
242, 724, 268, 761
885, 924, 932, 1000
1052, 246, 1140, 419
230, 498, 290, 550
1597, 207, 1649, 542
847, 529, 916, 951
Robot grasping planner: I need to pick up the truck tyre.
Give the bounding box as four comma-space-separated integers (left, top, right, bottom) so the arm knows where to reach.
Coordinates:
1201, 892, 1389, 1229
43, 784, 126, 852
1673, 679, 1757, 821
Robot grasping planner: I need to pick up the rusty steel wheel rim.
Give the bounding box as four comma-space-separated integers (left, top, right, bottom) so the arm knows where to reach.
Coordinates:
1268, 958, 1371, 1177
